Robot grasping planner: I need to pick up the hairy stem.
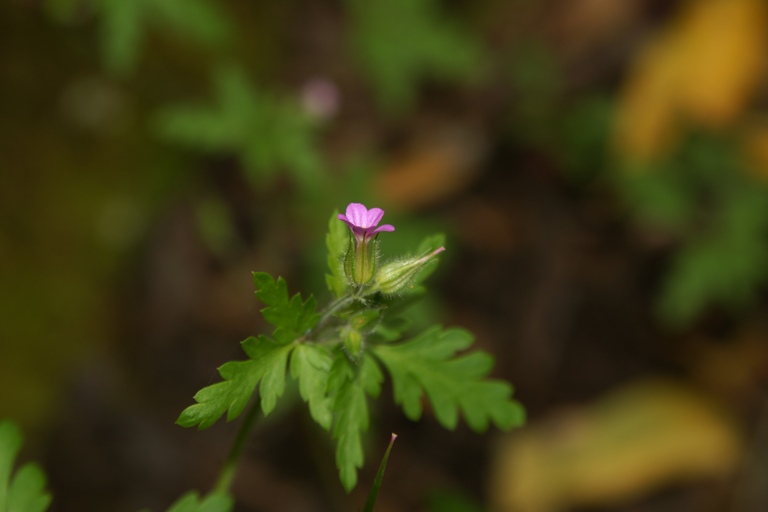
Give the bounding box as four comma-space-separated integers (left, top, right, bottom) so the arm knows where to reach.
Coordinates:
314, 293, 356, 333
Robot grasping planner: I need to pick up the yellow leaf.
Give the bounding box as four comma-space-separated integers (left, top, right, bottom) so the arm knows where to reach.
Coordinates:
489, 380, 742, 512
675, 0, 767, 126
615, 0, 767, 160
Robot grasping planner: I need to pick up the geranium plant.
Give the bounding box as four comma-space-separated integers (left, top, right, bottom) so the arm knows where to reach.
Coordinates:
2, 203, 525, 512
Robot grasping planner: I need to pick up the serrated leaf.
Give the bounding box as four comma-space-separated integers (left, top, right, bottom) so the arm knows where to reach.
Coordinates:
328, 354, 383, 491
0, 421, 52, 512
290, 344, 334, 430
166, 491, 233, 512
326, 210, 350, 297
374, 327, 525, 431
177, 337, 294, 429
253, 272, 319, 339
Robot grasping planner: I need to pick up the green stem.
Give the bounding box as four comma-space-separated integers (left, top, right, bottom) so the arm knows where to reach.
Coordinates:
314, 293, 355, 333
213, 398, 261, 494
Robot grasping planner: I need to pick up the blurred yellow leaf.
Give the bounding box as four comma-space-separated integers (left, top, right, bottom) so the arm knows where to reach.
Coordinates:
615, 0, 767, 160
489, 379, 742, 512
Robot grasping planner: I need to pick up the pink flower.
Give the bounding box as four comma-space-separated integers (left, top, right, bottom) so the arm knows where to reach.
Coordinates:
338, 203, 395, 242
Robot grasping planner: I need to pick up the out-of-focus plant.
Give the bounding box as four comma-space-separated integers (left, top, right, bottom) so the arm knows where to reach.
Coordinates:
506, 0, 768, 327
616, 135, 768, 325
46, 0, 232, 76
346, 0, 487, 112
153, 65, 324, 193
611, 0, 768, 326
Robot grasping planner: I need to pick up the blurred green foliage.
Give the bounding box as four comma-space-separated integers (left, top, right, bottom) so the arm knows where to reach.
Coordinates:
508, 42, 768, 327
46, 0, 233, 75
154, 65, 323, 190
617, 134, 768, 325
346, 0, 486, 112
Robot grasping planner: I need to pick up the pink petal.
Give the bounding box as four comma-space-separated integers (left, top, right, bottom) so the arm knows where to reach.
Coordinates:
373, 224, 395, 234
366, 207, 385, 227
345, 203, 368, 227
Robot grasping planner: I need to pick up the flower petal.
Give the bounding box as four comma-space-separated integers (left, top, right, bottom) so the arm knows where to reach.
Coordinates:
345, 203, 368, 228
365, 207, 385, 228
373, 224, 395, 234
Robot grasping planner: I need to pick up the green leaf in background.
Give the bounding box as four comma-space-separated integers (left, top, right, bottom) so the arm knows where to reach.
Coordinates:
0, 421, 52, 512
347, 0, 486, 112
659, 182, 768, 325
96, 0, 231, 75
289, 344, 334, 430
374, 327, 525, 431
328, 354, 383, 492
164, 491, 233, 512
326, 210, 349, 298
99, 0, 144, 76
617, 133, 768, 326
154, 66, 323, 188
616, 162, 698, 232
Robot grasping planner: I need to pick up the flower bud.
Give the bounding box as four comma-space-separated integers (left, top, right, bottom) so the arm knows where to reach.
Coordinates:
374, 247, 445, 295
341, 325, 363, 359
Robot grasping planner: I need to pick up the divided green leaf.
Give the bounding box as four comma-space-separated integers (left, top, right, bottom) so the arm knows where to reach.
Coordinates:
0, 421, 52, 512
290, 344, 334, 430
253, 272, 320, 342
177, 337, 294, 429
178, 273, 319, 429
374, 327, 525, 431
328, 354, 383, 492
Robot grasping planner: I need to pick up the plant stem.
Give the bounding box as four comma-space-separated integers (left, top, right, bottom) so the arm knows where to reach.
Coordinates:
314, 293, 355, 333
213, 398, 261, 494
